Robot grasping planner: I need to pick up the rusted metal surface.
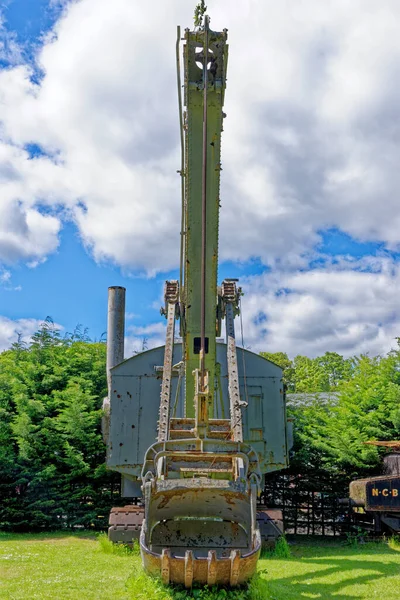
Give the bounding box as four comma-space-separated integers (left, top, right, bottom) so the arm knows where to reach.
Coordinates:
208, 550, 217, 585
161, 549, 171, 584
141, 438, 262, 485
349, 444, 400, 530
364, 440, 400, 449
349, 478, 368, 506
140, 438, 262, 586
169, 417, 231, 440
184, 550, 194, 588
158, 281, 179, 442
225, 302, 243, 443
151, 519, 248, 549
223, 280, 245, 443
141, 527, 261, 587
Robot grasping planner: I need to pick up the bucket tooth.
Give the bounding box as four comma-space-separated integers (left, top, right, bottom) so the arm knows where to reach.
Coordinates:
230, 550, 241, 587
207, 550, 217, 586
161, 549, 171, 585
184, 550, 194, 588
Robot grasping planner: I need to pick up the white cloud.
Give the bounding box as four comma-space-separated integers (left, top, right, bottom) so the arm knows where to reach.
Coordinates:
0, 14, 22, 66
0, 141, 62, 264
0, 0, 399, 271
125, 321, 166, 356
125, 312, 138, 321
239, 257, 400, 358
0, 317, 46, 352
0, 267, 21, 290
0, 0, 188, 271
1, 1, 400, 356
0, 269, 10, 283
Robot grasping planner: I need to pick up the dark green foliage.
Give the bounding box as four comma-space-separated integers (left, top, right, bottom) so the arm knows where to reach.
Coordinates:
0, 319, 122, 531
299, 351, 400, 474
260, 352, 295, 391
1, 316, 400, 533
263, 345, 400, 484
261, 351, 353, 393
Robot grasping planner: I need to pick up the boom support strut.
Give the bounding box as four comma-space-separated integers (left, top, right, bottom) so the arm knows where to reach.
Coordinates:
158, 281, 179, 442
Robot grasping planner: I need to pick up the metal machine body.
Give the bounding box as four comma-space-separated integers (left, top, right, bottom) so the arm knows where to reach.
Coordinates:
107, 344, 289, 480
104, 15, 292, 587
349, 442, 400, 534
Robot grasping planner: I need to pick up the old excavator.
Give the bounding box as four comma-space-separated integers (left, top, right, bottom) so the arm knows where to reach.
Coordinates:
102, 13, 293, 587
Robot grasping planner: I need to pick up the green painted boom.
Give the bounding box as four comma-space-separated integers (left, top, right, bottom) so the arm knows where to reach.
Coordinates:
181, 25, 228, 417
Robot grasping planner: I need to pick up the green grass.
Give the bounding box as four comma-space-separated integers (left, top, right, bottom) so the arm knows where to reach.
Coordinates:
1, 532, 400, 599
261, 535, 292, 559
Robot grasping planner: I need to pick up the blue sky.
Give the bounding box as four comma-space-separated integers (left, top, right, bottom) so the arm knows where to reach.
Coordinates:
0, 0, 271, 343
1, 217, 271, 343
4, 0, 58, 39
0, 0, 172, 344
0, 0, 399, 357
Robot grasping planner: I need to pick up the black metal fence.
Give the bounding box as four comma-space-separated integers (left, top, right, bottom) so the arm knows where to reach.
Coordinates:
261, 472, 353, 537
62, 472, 354, 536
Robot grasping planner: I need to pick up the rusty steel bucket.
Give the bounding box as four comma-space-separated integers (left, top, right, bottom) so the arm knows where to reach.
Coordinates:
140, 535, 261, 588
140, 439, 262, 587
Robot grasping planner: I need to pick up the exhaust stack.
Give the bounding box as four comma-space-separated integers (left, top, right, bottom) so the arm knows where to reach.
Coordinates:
107, 286, 126, 394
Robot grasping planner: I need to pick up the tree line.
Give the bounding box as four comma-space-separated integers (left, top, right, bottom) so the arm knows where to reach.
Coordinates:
0, 319, 121, 530
1, 320, 399, 530
263, 349, 400, 485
